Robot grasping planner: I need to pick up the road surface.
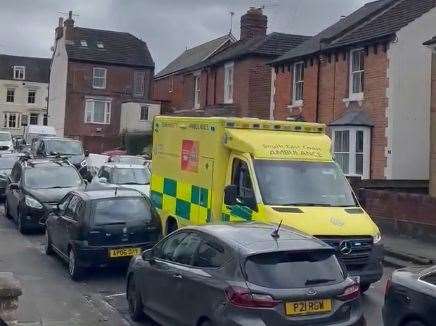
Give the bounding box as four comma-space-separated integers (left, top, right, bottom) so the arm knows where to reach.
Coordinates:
0, 207, 391, 326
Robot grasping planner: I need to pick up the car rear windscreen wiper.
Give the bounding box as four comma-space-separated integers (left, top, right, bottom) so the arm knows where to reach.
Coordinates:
103, 221, 126, 225
305, 278, 336, 285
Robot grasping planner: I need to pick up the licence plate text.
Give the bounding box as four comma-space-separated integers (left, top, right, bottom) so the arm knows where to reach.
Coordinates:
109, 247, 142, 258
285, 299, 332, 316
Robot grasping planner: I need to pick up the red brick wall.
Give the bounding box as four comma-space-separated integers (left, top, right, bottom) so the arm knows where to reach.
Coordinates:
273, 45, 389, 178
361, 189, 436, 228
246, 57, 273, 119
65, 61, 153, 153
431, 52, 436, 197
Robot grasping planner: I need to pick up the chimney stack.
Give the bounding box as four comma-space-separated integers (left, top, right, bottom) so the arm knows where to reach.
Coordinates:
55, 17, 64, 40
63, 10, 75, 40
240, 7, 267, 40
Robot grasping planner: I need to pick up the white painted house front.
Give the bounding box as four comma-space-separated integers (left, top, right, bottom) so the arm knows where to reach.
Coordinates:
0, 55, 50, 135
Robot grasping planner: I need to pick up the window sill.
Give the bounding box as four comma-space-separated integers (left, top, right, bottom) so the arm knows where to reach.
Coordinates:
287, 101, 303, 109
92, 86, 106, 90
343, 93, 364, 103
84, 122, 110, 125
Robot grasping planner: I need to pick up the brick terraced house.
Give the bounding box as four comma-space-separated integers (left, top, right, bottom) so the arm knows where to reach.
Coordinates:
49, 12, 156, 153
270, 0, 436, 180
154, 8, 310, 118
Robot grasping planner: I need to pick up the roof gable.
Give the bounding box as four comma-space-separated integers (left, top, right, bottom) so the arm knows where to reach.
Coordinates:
272, 0, 435, 64
65, 27, 154, 68
155, 34, 235, 78
0, 54, 50, 83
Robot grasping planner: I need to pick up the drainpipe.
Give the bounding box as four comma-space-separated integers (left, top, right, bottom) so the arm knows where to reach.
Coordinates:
315, 56, 321, 123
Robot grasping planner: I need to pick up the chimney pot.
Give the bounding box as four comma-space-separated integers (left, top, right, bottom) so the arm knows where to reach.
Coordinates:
240, 7, 267, 40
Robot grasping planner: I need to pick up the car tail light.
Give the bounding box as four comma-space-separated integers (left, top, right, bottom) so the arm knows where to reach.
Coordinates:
225, 286, 279, 308
337, 284, 360, 301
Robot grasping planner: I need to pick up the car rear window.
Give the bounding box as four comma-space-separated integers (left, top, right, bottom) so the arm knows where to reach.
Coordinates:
245, 251, 345, 289
93, 197, 150, 225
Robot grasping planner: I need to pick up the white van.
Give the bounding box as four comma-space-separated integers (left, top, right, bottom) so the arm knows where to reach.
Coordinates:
23, 125, 56, 145
0, 131, 14, 153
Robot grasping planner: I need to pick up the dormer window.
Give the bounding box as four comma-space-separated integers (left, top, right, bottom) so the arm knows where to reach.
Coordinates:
96, 42, 104, 49
13, 66, 25, 80
80, 40, 88, 47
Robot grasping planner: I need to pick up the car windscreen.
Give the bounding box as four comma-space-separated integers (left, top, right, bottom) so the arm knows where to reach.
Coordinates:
0, 158, 16, 170
245, 251, 345, 289
254, 160, 357, 207
24, 166, 82, 189
93, 197, 150, 225
112, 168, 150, 185
45, 140, 83, 155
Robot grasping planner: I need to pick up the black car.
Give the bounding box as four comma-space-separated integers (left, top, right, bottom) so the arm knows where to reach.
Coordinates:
33, 137, 91, 180
0, 155, 20, 198
45, 189, 162, 280
383, 266, 436, 326
126, 223, 364, 326
4, 157, 86, 233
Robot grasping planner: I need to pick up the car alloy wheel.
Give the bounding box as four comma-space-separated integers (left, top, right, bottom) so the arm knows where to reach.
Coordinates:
68, 249, 82, 281
127, 277, 145, 321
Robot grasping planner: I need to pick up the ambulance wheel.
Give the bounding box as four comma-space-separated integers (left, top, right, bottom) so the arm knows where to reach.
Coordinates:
166, 218, 178, 235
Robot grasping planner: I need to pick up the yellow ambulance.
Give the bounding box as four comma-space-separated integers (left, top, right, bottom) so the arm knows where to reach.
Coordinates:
150, 116, 383, 290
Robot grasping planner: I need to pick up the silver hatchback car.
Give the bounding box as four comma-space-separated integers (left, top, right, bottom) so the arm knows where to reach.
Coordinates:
126, 223, 364, 326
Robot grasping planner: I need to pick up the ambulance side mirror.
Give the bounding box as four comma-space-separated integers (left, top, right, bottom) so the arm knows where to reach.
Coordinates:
224, 185, 238, 206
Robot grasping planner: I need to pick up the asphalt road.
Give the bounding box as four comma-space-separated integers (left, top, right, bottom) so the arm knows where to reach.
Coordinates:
0, 207, 392, 326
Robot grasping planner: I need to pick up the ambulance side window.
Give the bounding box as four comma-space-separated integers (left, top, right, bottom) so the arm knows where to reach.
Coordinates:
231, 159, 256, 210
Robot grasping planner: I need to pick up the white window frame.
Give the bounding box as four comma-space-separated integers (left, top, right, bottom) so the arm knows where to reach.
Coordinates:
13, 66, 25, 80
169, 75, 174, 93
29, 113, 39, 125
3, 112, 20, 129
28, 90, 36, 104
349, 49, 364, 100
292, 62, 304, 105
193, 71, 201, 109
140, 106, 149, 121
92, 68, 107, 89
331, 126, 371, 179
80, 40, 88, 47
84, 99, 111, 124
96, 42, 104, 49
224, 62, 234, 104
6, 88, 15, 103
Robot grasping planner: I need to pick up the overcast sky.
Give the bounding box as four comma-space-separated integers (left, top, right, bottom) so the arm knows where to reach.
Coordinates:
0, 0, 372, 72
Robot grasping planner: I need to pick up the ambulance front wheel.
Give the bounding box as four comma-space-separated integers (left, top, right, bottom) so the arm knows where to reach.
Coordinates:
166, 217, 178, 235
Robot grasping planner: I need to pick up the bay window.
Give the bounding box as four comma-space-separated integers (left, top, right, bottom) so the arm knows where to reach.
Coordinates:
84, 99, 111, 124
332, 126, 371, 179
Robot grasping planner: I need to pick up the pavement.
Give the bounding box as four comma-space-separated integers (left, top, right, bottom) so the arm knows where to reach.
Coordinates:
0, 206, 416, 326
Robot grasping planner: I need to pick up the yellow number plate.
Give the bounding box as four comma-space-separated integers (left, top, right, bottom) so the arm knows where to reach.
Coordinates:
109, 247, 142, 258
285, 299, 332, 316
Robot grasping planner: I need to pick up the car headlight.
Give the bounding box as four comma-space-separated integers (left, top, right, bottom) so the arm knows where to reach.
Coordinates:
25, 196, 43, 209
373, 232, 382, 244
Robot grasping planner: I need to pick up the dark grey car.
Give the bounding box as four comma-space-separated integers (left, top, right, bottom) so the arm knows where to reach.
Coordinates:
126, 223, 364, 326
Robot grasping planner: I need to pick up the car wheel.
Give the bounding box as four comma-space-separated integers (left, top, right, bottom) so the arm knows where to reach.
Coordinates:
45, 230, 54, 255
200, 320, 214, 326
68, 248, 82, 281
4, 199, 11, 219
127, 276, 145, 322
360, 283, 371, 293
17, 210, 28, 234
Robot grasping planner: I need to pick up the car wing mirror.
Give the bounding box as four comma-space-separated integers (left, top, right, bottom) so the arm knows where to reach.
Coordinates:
224, 185, 238, 206
84, 149, 89, 157
99, 177, 107, 184
142, 249, 155, 263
